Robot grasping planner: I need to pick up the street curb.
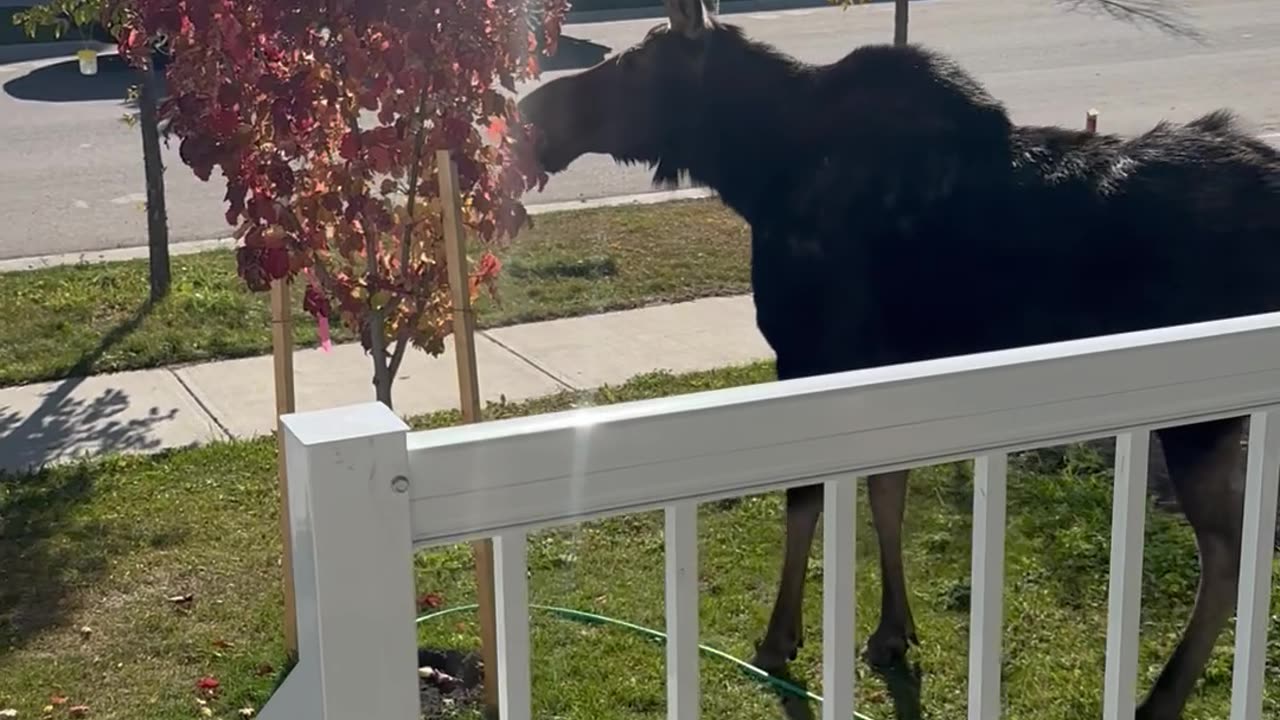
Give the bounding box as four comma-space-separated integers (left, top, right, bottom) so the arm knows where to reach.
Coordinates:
0, 187, 719, 272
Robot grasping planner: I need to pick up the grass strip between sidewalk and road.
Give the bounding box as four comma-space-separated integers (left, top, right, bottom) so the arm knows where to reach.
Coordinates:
0, 197, 750, 388
2, 360, 1277, 720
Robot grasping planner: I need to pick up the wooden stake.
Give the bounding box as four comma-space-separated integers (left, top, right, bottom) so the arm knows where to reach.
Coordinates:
270, 278, 299, 661
437, 149, 501, 714
1086, 108, 1099, 134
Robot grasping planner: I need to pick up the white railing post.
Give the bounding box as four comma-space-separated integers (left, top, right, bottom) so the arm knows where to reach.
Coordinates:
1229, 410, 1280, 720
967, 453, 1008, 720
495, 531, 532, 720
1103, 431, 1150, 720
665, 502, 700, 720
823, 475, 857, 720
277, 402, 418, 720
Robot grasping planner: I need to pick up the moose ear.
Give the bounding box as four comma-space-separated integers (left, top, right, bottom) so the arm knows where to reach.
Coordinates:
664, 0, 710, 38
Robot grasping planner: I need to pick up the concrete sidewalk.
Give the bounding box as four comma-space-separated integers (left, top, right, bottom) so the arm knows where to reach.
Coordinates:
0, 295, 772, 473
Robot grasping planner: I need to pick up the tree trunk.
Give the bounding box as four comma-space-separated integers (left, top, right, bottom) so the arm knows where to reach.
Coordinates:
139, 63, 171, 302
894, 0, 909, 45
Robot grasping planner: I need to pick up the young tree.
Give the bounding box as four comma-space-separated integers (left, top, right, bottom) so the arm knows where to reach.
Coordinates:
14, 0, 173, 300
114, 0, 568, 408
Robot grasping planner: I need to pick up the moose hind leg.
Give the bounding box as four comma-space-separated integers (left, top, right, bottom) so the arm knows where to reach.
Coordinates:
864, 470, 918, 666
754, 483, 823, 673
1137, 417, 1246, 720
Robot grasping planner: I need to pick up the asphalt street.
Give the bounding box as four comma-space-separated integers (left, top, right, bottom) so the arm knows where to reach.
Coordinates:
0, 0, 1276, 259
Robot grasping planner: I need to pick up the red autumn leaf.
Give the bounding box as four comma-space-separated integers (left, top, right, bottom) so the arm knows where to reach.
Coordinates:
339, 132, 360, 161
486, 115, 508, 144
262, 247, 291, 280
196, 676, 221, 695
418, 592, 443, 610
367, 145, 394, 175
50, 694, 68, 706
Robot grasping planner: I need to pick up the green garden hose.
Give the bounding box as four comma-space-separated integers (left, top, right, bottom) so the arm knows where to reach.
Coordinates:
416, 603, 877, 720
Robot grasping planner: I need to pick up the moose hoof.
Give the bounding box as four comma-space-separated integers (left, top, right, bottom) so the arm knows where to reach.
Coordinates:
863, 625, 918, 668
751, 640, 798, 675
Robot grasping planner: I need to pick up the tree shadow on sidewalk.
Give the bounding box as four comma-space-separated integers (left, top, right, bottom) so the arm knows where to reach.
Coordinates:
0, 301, 172, 473
0, 300, 182, 657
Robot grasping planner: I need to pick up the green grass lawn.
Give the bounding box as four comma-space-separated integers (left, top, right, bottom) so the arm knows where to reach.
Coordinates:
2, 362, 1278, 720
0, 198, 749, 388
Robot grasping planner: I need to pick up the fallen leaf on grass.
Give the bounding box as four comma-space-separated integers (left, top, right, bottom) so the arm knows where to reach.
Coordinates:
167, 593, 195, 608
48, 697, 66, 707
238, 709, 255, 718
254, 663, 275, 677
68, 706, 89, 718
417, 592, 443, 610
212, 638, 235, 649
78, 626, 93, 640
195, 676, 220, 697
0, 709, 17, 718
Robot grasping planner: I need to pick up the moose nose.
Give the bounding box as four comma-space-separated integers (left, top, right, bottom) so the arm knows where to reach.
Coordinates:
516, 88, 546, 128
516, 87, 556, 168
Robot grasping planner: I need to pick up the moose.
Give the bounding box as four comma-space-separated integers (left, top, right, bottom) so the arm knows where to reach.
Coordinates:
516, 1, 1280, 717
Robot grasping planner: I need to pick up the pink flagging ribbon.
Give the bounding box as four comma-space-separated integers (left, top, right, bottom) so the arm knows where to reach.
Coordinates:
304, 267, 333, 353
317, 315, 332, 353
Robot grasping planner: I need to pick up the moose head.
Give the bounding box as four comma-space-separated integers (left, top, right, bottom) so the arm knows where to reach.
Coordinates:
516, 0, 744, 181
517, 0, 1015, 222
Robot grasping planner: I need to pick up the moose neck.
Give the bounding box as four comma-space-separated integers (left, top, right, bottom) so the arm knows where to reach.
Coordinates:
664, 28, 818, 227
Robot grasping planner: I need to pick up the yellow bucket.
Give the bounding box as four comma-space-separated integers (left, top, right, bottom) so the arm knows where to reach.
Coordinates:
76, 48, 98, 76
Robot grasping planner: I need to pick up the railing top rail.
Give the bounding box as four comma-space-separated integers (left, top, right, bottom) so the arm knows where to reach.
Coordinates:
405, 310, 1280, 546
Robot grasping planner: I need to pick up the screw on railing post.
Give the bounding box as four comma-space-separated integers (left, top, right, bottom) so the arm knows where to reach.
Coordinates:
391, 475, 409, 493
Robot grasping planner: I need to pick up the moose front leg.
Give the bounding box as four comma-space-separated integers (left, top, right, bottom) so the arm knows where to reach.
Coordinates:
865, 470, 918, 666
753, 483, 823, 673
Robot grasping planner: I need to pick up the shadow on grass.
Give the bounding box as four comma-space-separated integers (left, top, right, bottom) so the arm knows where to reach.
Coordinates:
752, 660, 922, 720
0, 462, 127, 659
756, 665, 815, 720
0, 301, 179, 658
0, 301, 173, 473
874, 660, 924, 720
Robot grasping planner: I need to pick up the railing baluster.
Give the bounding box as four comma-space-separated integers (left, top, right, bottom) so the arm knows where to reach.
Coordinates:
665, 502, 700, 720
968, 453, 1009, 720
494, 531, 532, 720
1230, 410, 1280, 720
823, 475, 857, 720
1103, 431, 1150, 720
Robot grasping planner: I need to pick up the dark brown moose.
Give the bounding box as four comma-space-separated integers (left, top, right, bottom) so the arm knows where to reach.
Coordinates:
517, 1, 1280, 716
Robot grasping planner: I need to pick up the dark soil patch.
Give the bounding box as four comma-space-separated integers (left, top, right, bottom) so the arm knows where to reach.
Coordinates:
418, 647, 487, 719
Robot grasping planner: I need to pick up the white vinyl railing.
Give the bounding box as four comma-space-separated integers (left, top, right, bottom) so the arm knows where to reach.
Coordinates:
258, 311, 1280, 720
